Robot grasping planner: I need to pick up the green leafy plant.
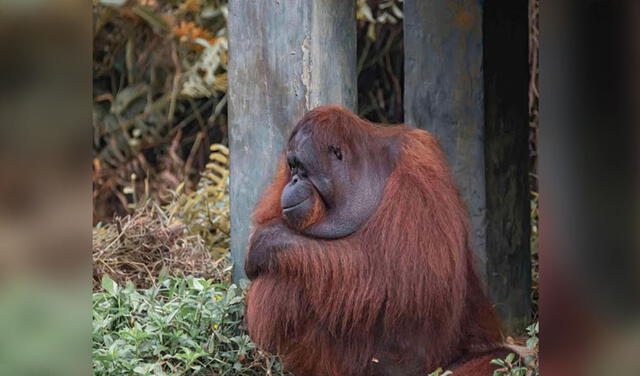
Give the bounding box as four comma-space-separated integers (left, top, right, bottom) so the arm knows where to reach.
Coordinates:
93, 275, 287, 375
490, 353, 529, 376
490, 322, 539, 376
525, 322, 539, 352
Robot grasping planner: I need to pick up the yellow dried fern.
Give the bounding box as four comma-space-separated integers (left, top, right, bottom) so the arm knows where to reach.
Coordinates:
169, 144, 230, 259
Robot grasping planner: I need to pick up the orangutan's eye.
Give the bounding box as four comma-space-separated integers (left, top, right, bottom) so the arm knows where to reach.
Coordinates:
287, 155, 298, 170
329, 145, 342, 161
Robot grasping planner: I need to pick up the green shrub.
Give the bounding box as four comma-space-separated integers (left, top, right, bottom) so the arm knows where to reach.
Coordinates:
92, 275, 286, 375
491, 322, 539, 376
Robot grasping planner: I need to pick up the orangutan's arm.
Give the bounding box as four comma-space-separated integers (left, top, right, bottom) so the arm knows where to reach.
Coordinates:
245, 221, 304, 279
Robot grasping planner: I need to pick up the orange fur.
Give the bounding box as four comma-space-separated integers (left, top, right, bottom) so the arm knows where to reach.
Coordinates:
245, 106, 506, 376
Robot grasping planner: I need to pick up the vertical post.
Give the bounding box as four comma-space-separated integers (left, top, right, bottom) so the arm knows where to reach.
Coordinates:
404, 0, 487, 276
483, 0, 531, 332
404, 0, 532, 332
228, 1, 356, 282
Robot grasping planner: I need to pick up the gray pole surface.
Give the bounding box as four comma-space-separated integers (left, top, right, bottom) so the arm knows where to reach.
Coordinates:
228, 1, 356, 282
404, 0, 488, 275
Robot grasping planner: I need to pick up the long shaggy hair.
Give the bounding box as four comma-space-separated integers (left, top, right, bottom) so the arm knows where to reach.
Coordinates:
246, 106, 506, 376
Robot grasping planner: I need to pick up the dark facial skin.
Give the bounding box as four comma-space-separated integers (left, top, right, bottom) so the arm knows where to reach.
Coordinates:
246, 120, 404, 279
281, 125, 401, 239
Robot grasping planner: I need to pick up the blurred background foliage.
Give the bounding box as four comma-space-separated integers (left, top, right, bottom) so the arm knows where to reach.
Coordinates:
93, 0, 230, 223
93, 0, 405, 224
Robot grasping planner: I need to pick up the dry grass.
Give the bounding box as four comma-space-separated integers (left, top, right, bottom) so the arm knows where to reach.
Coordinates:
92, 201, 229, 291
